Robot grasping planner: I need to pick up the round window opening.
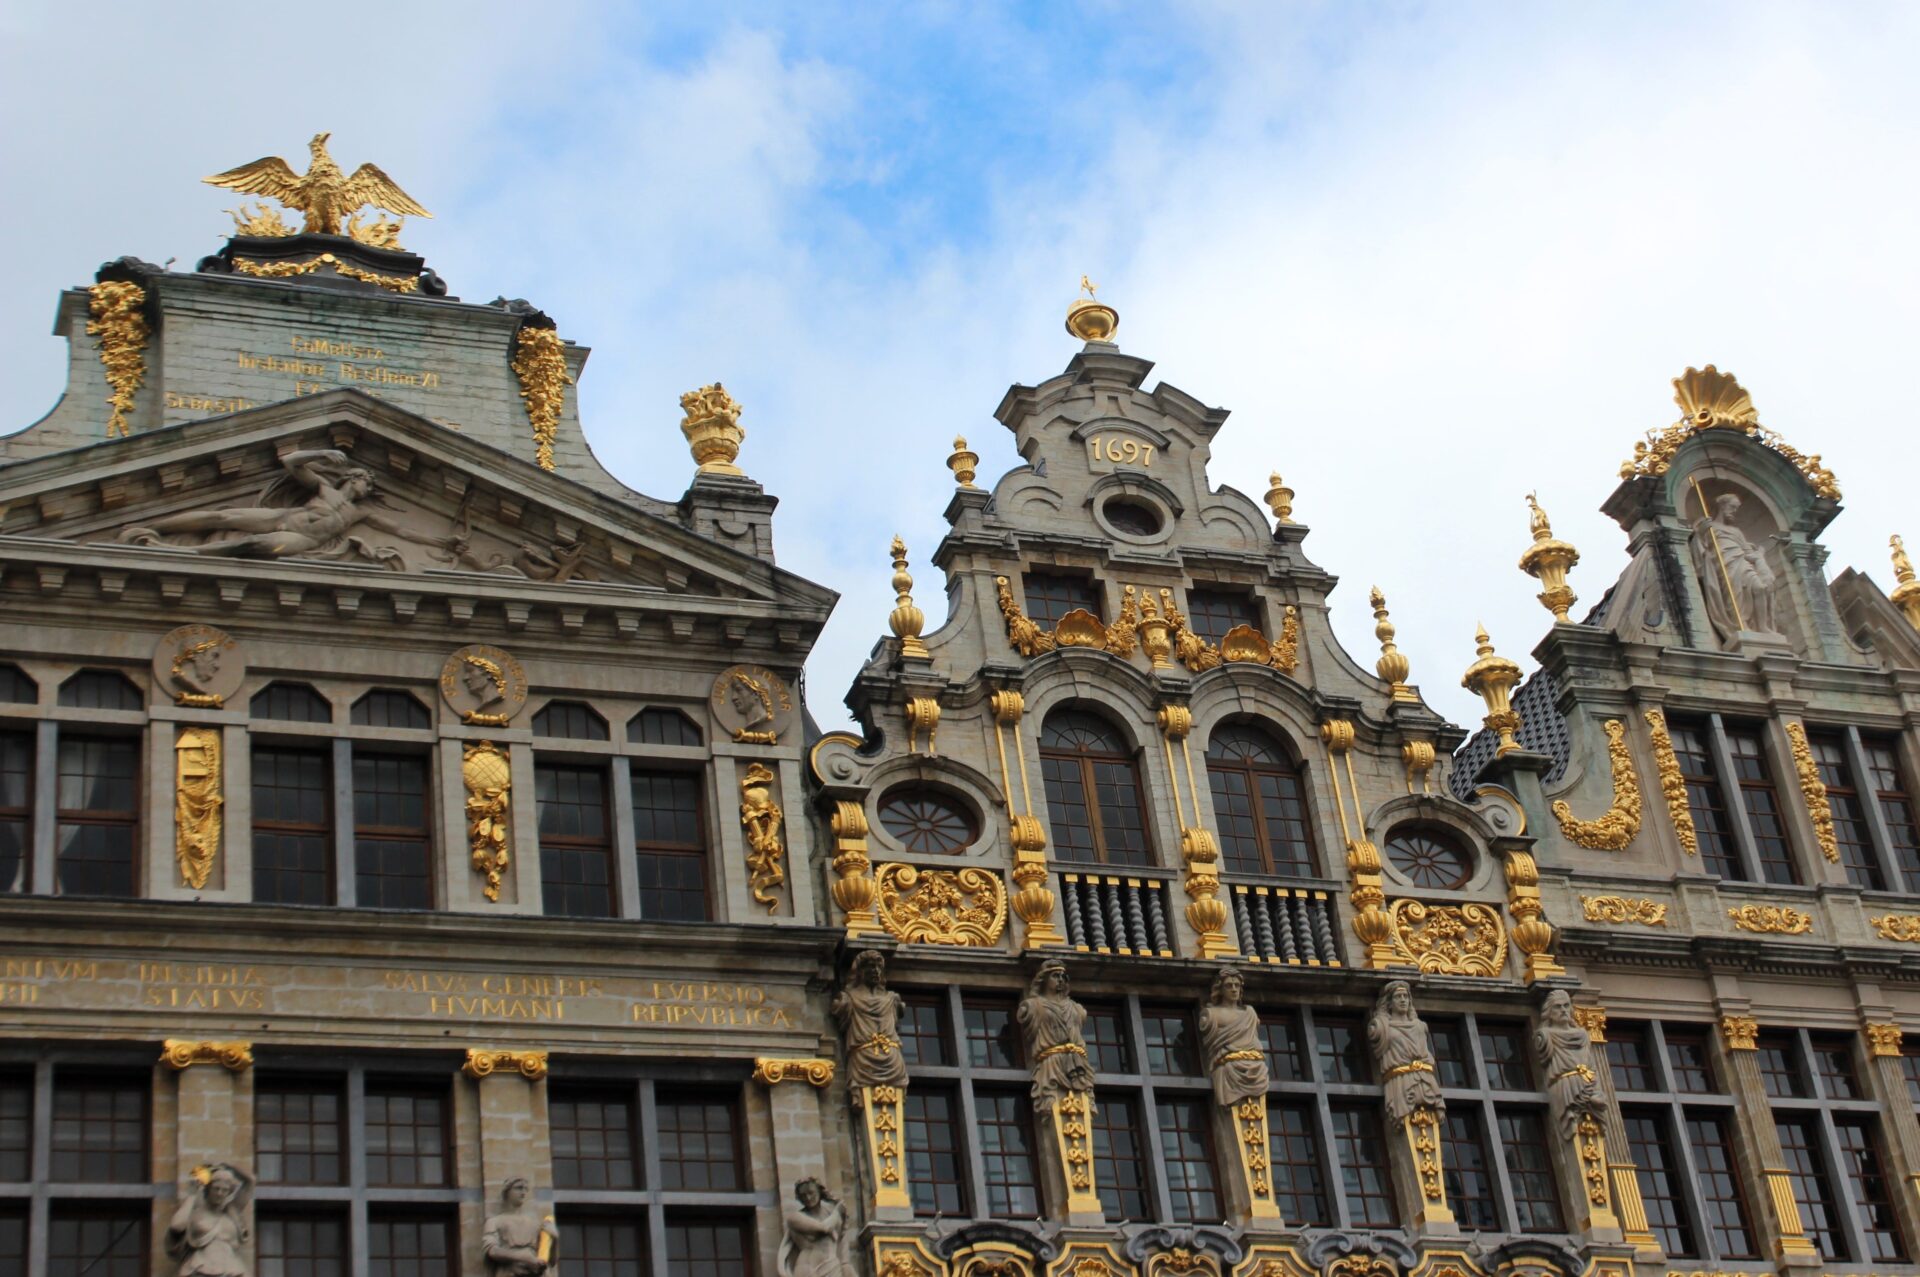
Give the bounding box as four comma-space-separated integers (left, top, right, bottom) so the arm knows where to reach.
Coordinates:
1102, 498, 1163, 538
878, 789, 980, 855
1385, 827, 1472, 890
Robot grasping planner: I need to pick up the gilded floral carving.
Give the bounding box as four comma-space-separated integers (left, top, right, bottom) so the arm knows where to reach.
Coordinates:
1620, 365, 1839, 498
462, 742, 512, 902
1643, 711, 1698, 855
511, 324, 574, 471
875, 864, 1007, 946
86, 279, 148, 438
1726, 904, 1812, 935
1783, 723, 1839, 863
1580, 895, 1668, 926
740, 762, 787, 913
1870, 913, 1920, 942
1551, 720, 1642, 850
1388, 900, 1508, 977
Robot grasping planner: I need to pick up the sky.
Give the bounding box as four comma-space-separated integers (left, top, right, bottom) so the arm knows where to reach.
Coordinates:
3, 2, 1918, 733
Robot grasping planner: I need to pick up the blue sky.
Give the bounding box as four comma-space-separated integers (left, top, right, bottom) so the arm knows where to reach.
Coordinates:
4, 3, 1918, 731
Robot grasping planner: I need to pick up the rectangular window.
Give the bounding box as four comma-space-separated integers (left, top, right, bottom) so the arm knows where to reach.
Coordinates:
896, 996, 950, 1067
1268, 1100, 1330, 1226
352, 752, 431, 909
536, 762, 614, 918
54, 735, 138, 897
1428, 1018, 1471, 1088
1680, 1111, 1755, 1259
256, 1210, 348, 1277
1259, 1015, 1307, 1083
655, 1093, 740, 1192
46, 1207, 145, 1277
550, 1087, 637, 1190
255, 1079, 345, 1184
976, 1090, 1041, 1218
1156, 1097, 1222, 1223
1776, 1115, 1847, 1261
663, 1217, 753, 1277
1835, 1117, 1906, 1262
1756, 1035, 1808, 1098
1865, 737, 1920, 890
0, 731, 31, 893
1810, 1035, 1860, 1100
366, 1211, 454, 1277
1624, 1110, 1695, 1257
1330, 1103, 1396, 1227
1315, 1017, 1368, 1084
963, 999, 1020, 1069
1812, 732, 1884, 888
1669, 720, 1742, 879
631, 768, 707, 921
49, 1073, 145, 1183
363, 1083, 448, 1187
1477, 1022, 1531, 1090
1185, 588, 1261, 647
0, 1073, 29, 1181
1664, 1031, 1717, 1094
1040, 755, 1098, 862
903, 1088, 966, 1217
1083, 1004, 1132, 1074
1604, 1023, 1655, 1092
1497, 1108, 1564, 1233
1726, 726, 1800, 884
1092, 1092, 1150, 1221
1441, 1109, 1498, 1229
1143, 1007, 1200, 1077
252, 745, 333, 905
564, 1213, 645, 1276
1090, 758, 1152, 865
0, 1206, 20, 1271
1022, 572, 1102, 628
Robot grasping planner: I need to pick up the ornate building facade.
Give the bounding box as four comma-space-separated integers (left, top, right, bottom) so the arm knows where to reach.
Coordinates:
3, 151, 1920, 1277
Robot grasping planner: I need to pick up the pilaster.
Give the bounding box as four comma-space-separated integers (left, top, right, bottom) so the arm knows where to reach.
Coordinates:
1716, 1013, 1822, 1269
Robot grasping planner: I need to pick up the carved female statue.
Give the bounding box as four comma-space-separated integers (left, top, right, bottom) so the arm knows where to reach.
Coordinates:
831, 950, 907, 1094
1535, 990, 1607, 1140
1198, 966, 1268, 1106
1689, 490, 1779, 639
482, 1177, 558, 1275
1367, 980, 1443, 1123
778, 1177, 851, 1277
166, 1162, 252, 1276
1017, 959, 1095, 1108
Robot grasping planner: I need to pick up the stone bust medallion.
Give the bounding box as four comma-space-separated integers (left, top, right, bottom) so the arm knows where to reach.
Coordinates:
153, 624, 245, 708
441, 644, 528, 726
711, 664, 794, 744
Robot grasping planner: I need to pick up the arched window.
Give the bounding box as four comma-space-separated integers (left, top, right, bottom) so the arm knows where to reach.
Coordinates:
1205, 723, 1318, 877
534, 701, 609, 742
1385, 826, 1472, 890
1038, 709, 1150, 866
58, 670, 142, 711
351, 689, 432, 730
251, 683, 330, 724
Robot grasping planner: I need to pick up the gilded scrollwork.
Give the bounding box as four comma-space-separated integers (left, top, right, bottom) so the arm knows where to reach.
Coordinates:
1388, 900, 1508, 977
992, 575, 1301, 677
1620, 365, 1840, 499
1870, 913, 1920, 942
740, 763, 787, 913
874, 864, 1006, 946
1784, 722, 1839, 863
462, 742, 512, 902
160, 1040, 253, 1071
1580, 895, 1668, 926
86, 279, 148, 438
1726, 903, 1812, 935
1551, 719, 1642, 850
231, 254, 420, 293
174, 727, 223, 891
510, 324, 574, 471
1643, 710, 1698, 855
462, 1048, 549, 1080
752, 1057, 835, 1087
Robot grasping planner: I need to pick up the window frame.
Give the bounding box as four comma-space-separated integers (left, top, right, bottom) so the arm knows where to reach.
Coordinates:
250, 742, 336, 906
1021, 571, 1103, 630
534, 758, 617, 919
51, 731, 141, 899
1204, 723, 1320, 879
1037, 711, 1155, 867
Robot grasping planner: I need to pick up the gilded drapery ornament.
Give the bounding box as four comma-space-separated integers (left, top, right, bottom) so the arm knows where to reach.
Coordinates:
510, 325, 573, 471
680, 382, 745, 476
1369, 587, 1416, 702
86, 279, 148, 438
1461, 626, 1523, 755
1518, 492, 1581, 622
1388, 900, 1508, 977
1580, 895, 1668, 926
948, 435, 979, 488
1642, 710, 1698, 855
1870, 913, 1920, 942
740, 762, 788, 913
888, 537, 929, 660
160, 1040, 253, 1071
1620, 365, 1840, 499
1726, 903, 1812, 935
462, 1048, 549, 1080
1865, 1023, 1904, 1058
1783, 722, 1839, 862
462, 742, 512, 902
874, 864, 1006, 945
204, 132, 430, 236
1890, 534, 1920, 630
174, 727, 223, 890
231, 253, 420, 293
1551, 719, 1642, 849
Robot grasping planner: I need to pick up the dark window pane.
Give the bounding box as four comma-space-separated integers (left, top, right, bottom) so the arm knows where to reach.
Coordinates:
58, 670, 142, 711
0, 666, 35, 704
656, 1093, 739, 1192
1835, 1117, 1905, 1262
896, 996, 950, 1067
563, 1212, 645, 1277
1726, 727, 1799, 885
1865, 738, 1920, 891
47, 1208, 145, 1277
49, 1074, 146, 1182
878, 789, 978, 854
0, 1074, 27, 1181
55, 736, 138, 897
1686, 1111, 1755, 1259
1670, 719, 1741, 880
249, 683, 329, 723
255, 1079, 344, 1184
1776, 1115, 1846, 1261
1157, 1097, 1221, 1223
629, 707, 703, 747
963, 1000, 1020, 1069
1039, 710, 1150, 867
1315, 1016, 1368, 1084
1442, 1109, 1497, 1229
257, 1209, 348, 1277
1330, 1104, 1396, 1227
632, 769, 706, 921
1756, 1034, 1807, 1098
550, 1088, 637, 1191
1605, 1023, 1654, 1092
1022, 572, 1102, 629
1499, 1108, 1564, 1232
1259, 1015, 1306, 1083
0, 732, 32, 895
1092, 1092, 1149, 1221
1479, 1023, 1532, 1090
1811, 733, 1885, 889
1268, 1100, 1330, 1226
1185, 589, 1261, 647
1083, 1004, 1131, 1074
1428, 1019, 1470, 1088
533, 701, 609, 741
1384, 827, 1470, 889
0, 1206, 20, 1271
353, 752, 431, 910
1810, 1035, 1860, 1100
977, 1090, 1040, 1218
1207, 724, 1317, 878
1143, 1008, 1200, 1077
364, 1084, 447, 1187
663, 1217, 751, 1277
1664, 1032, 1716, 1094
1624, 1109, 1695, 1257
366, 1212, 453, 1277
904, 1089, 966, 1216
253, 746, 332, 905
537, 763, 612, 918
350, 690, 431, 730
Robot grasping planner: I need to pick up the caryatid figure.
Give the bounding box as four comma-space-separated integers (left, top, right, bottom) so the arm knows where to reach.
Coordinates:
1017, 958, 1095, 1108
1368, 980, 1444, 1124
1198, 966, 1268, 1106
831, 950, 907, 1097
1535, 990, 1607, 1140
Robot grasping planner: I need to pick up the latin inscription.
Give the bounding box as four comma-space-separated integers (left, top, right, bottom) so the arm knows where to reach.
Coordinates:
140, 963, 269, 1011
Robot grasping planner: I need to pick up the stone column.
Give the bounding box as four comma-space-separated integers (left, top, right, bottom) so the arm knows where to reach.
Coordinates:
1568, 1005, 1661, 1258
1036, 1090, 1104, 1226
161, 1040, 254, 1269
1211, 1098, 1283, 1229
752, 1058, 836, 1214
1715, 1013, 1823, 1270
1383, 1100, 1456, 1235
462, 1048, 555, 1258
1860, 1023, 1920, 1252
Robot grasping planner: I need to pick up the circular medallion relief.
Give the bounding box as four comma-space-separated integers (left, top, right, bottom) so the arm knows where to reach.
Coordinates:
153, 625, 245, 708
711, 665, 795, 744
440, 645, 528, 726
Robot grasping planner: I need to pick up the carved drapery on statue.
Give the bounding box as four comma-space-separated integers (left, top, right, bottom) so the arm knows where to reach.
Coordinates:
166, 1163, 253, 1277
1688, 490, 1780, 642
481, 1176, 558, 1276
779, 1178, 852, 1277
1020, 960, 1101, 1216
1368, 981, 1451, 1226
1199, 967, 1280, 1221
832, 951, 908, 1095
1535, 990, 1613, 1221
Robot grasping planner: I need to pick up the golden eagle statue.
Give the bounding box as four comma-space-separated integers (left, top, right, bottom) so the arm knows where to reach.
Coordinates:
203, 132, 431, 237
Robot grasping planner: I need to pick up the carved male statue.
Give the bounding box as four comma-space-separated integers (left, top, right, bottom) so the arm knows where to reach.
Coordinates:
1368, 980, 1443, 1124
166, 1162, 252, 1276
1017, 958, 1095, 1108
1198, 966, 1268, 1106
1689, 490, 1779, 639
1535, 990, 1607, 1140
777, 1177, 851, 1277
482, 1177, 558, 1275
831, 950, 907, 1096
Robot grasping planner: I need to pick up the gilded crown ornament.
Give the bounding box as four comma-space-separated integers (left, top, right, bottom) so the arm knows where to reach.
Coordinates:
1369, 587, 1416, 702
204, 132, 430, 238
1264, 471, 1295, 524
1518, 492, 1580, 623
1462, 625, 1524, 755
888, 536, 929, 660
1620, 365, 1840, 499
947, 436, 979, 488
1065, 275, 1119, 343
679, 383, 745, 476
1890, 535, 1920, 631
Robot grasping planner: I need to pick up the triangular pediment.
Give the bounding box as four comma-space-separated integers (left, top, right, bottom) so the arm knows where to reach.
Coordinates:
0, 389, 833, 614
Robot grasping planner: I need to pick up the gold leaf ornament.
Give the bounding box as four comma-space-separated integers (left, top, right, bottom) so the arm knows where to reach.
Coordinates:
875, 863, 1007, 946
511, 325, 574, 471
1389, 899, 1508, 976
1551, 719, 1643, 849
86, 280, 148, 438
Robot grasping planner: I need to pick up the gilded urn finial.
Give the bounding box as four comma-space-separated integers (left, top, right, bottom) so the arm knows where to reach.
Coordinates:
1370, 587, 1416, 703
948, 436, 979, 489
889, 536, 930, 660
1065, 275, 1119, 343
679, 383, 745, 477
1891, 535, 1920, 631
1462, 625, 1525, 756
1265, 471, 1295, 524
1517, 492, 1581, 623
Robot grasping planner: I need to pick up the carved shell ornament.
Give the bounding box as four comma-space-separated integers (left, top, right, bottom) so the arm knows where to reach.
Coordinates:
1673, 365, 1759, 429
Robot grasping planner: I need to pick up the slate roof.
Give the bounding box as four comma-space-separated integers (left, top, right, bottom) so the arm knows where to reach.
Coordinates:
1449, 669, 1572, 799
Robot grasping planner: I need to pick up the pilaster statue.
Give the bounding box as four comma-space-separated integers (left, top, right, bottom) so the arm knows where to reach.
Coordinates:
1535, 990, 1607, 1140
1368, 980, 1443, 1123
166, 1162, 252, 1277
778, 1177, 851, 1277
831, 950, 907, 1096
482, 1177, 558, 1275
1689, 490, 1779, 639
1018, 958, 1095, 1108
1198, 966, 1268, 1106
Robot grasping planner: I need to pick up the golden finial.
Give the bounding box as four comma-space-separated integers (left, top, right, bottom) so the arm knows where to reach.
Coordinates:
1264, 471, 1295, 524
948, 435, 979, 489
679, 383, 745, 477
1065, 276, 1119, 343
1370, 587, 1416, 703
1517, 491, 1581, 623
1891, 535, 1920, 631
889, 536, 929, 660
1462, 624, 1525, 755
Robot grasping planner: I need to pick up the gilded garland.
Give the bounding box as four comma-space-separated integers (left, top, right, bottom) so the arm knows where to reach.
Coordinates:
1551, 719, 1642, 850
1388, 900, 1507, 977
1580, 895, 1668, 926
739, 763, 787, 913
86, 280, 148, 438
993, 576, 1299, 674
1727, 903, 1812, 935
510, 325, 574, 471
1870, 913, 1920, 943
1620, 365, 1840, 499
1643, 710, 1698, 855
1784, 723, 1839, 862
462, 742, 512, 902
232, 254, 419, 293
874, 864, 1007, 946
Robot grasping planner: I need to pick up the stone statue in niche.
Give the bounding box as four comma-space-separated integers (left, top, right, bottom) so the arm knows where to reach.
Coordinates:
166, 1162, 252, 1276
1535, 990, 1607, 1140
118, 449, 422, 570
1689, 489, 1780, 640
1368, 980, 1443, 1124
1198, 965, 1268, 1106
831, 949, 907, 1098
778, 1177, 851, 1277
1018, 958, 1095, 1108
482, 1176, 558, 1275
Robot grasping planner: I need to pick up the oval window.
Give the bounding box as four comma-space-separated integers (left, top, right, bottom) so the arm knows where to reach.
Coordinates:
878, 789, 979, 854
1385, 827, 1472, 889
1102, 498, 1163, 538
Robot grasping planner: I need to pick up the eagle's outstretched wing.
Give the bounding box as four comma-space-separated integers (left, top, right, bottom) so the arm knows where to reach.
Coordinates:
202, 155, 302, 203
341, 163, 432, 219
